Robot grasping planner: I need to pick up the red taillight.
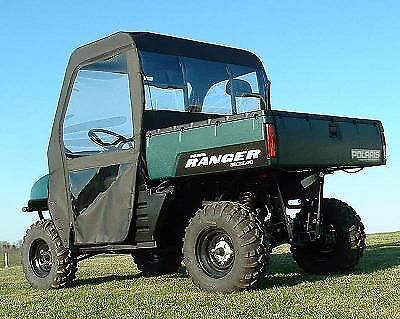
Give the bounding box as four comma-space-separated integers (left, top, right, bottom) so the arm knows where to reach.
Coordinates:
265, 123, 277, 158
381, 131, 387, 162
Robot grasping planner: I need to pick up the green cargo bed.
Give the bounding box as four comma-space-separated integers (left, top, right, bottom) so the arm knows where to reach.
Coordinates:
145, 110, 385, 180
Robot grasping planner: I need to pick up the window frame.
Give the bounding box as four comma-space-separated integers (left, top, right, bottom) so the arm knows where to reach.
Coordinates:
59, 46, 142, 170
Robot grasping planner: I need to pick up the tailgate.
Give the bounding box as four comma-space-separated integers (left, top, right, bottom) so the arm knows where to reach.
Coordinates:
270, 110, 386, 168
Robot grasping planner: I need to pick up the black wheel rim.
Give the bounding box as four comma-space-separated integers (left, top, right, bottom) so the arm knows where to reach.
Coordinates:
29, 239, 52, 278
195, 228, 235, 279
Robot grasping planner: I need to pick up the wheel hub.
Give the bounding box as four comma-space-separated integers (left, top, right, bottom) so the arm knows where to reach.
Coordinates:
210, 237, 234, 266
196, 229, 235, 278
38, 248, 52, 268
30, 239, 53, 278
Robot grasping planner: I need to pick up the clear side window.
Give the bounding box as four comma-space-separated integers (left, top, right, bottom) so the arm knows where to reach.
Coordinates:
63, 53, 134, 157
139, 50, 267, 116
143, 83, 185, 111
140, 51, 185, 111
184, 57, 232, 114
233, 70, 260, 113
202, 79, 231, 114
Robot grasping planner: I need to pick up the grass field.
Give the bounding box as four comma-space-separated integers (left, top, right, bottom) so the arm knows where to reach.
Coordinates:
0, 232, 399, 319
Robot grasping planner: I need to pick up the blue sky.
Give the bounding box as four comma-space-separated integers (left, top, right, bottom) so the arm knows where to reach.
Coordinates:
0, 1, 398, 242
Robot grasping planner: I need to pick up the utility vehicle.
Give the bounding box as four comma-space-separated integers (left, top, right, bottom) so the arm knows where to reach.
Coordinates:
22, 32, 386, 292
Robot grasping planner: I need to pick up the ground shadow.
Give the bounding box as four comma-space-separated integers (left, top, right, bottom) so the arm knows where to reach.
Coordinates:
72, 238, 399, 289
73, 273, 143, 287
164, 267, 189, 278
258, 239, 400, 289
73, 266, 189, 287
354, 242, 400, 274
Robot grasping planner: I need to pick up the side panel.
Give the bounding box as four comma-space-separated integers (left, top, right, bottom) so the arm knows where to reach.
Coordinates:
146, 113, 268, 180
73, 165, 135, 243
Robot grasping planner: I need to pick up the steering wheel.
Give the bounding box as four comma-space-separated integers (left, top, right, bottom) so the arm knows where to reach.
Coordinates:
88, 128, 131, 150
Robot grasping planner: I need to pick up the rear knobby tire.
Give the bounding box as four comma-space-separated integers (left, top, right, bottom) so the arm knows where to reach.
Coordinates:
22, 220, 77, 289
291, 198, 366, 274
183, 201, 269, 293
132, 247, 182, 275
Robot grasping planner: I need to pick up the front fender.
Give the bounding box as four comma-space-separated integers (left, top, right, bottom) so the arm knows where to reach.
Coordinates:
30, 174, 49, 200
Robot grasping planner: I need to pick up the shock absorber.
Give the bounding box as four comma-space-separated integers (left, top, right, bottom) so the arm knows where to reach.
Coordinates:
299, 172, 325, 241
240, 190, 270, 226
239, 191, 256, 211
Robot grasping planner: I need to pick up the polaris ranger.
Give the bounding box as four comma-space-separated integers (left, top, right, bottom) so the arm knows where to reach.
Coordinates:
22, 32, 386, 292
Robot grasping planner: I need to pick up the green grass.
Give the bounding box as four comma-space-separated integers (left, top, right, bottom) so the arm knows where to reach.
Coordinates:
1, 232, 399, 319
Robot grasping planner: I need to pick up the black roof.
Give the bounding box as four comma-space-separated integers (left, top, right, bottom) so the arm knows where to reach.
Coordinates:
128, 32, 263, 69
69, 32, 264, 72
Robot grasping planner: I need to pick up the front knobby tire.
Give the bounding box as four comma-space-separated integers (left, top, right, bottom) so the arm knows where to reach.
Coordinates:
22, 220, 77, 289
183, 201, 269, 293
291, 198, 366, 274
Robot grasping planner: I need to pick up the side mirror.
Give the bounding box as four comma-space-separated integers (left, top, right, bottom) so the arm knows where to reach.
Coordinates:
225, 79, 253, 97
